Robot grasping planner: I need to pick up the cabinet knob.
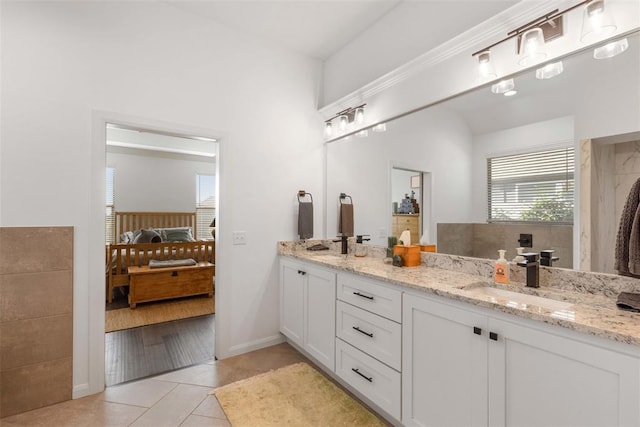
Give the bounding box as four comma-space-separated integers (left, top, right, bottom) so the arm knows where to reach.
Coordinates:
489, 332, 498, 341
473, 326, 482, 335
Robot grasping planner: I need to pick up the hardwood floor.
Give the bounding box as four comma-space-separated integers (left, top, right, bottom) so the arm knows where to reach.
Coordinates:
105, 314, 215, 386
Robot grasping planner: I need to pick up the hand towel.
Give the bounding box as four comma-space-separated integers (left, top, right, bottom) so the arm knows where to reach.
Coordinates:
298, 201, 313, 240
615, 177, 640, 276
616, 292, 640, 312
339, 204, 354, 237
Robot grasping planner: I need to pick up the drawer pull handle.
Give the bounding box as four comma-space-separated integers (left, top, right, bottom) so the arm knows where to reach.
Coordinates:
473, 326, 482, 335
352, 326, 373, 338
352, 368, 373, 383
297, 270, 306, 275
489, 332, 498, 341
353, 291, 374, 300
171, 271, 178, 277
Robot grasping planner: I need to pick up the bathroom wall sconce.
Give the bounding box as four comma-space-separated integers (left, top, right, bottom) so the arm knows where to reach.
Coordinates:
324, 103, 366, 137
491, 78, 515, 95
477, 50, 497, 79
472, 0, 621, 74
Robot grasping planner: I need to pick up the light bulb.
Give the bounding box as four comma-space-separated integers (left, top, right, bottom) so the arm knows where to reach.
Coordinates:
518, 28, 547, 66
491, 78, 515, 94
324, 121, 333, 137
593, 38, 628, 59
338, 114, 349, 131
477, 50, 497, 79
581, 0, 617, 43
536, 61, 564, 79
354, 107, 365, 124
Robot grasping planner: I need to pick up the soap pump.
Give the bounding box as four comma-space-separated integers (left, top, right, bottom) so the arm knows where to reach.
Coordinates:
494, 249, 510, 285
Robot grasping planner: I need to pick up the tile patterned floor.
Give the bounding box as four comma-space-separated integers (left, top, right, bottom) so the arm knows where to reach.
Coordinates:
1, 343, 307, 426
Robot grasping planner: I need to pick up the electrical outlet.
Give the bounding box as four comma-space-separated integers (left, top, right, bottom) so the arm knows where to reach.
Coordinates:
233, 231, 247, 245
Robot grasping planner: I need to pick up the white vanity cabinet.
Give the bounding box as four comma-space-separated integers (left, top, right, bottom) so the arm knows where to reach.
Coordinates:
334, 272, 403, 420
279, 258, 336, 370
403, 292, 640, 427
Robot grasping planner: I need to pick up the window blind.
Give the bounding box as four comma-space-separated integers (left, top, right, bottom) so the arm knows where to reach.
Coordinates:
487, 147, 574, 224
196, 174, 216, 240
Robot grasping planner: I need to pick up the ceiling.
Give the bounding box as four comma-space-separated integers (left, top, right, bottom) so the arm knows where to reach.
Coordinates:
164, 0, 520, 60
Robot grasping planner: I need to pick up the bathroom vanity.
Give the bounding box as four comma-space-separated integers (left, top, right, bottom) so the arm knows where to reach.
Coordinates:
279, 241, 640, 426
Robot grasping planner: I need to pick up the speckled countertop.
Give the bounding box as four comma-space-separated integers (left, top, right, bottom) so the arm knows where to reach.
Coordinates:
279, 240, 640, 349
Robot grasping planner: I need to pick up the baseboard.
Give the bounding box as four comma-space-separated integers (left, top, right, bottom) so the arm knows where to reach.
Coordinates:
223, 334, 284, 359
72, 383, 90, 399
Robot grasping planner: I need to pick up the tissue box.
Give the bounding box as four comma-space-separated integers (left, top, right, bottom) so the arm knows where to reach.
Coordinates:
420, 244, 436, 253
393, 245, 421, 267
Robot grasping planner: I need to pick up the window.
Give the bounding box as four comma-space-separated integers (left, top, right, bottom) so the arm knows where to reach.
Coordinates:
106, 167, 115, 244
196, 174, 216, 240
487, 147, 574, 223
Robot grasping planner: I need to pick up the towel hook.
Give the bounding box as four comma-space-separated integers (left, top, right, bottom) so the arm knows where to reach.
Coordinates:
339, 192, 353, 205
297, 190, 313, 203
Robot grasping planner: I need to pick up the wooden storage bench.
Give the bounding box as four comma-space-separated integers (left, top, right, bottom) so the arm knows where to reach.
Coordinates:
127, 261, 214, 308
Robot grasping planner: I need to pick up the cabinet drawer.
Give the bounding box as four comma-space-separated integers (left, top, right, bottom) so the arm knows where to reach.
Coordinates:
335, 338, 401, 420
336, 300, 401, 370
337, 273, 402, 322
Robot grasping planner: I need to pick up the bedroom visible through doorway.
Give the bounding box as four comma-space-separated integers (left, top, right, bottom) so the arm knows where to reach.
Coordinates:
104, 123, 219, 386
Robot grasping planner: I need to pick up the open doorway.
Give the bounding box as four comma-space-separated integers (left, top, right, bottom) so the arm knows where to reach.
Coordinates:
103, 123, 218, 386
390, 167, 433, 247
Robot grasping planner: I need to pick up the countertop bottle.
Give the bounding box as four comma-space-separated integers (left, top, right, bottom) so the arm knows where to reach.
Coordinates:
494, 249, 510, 284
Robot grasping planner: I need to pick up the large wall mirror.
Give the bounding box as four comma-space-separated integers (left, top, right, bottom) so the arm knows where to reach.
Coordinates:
326, 31, 640, 273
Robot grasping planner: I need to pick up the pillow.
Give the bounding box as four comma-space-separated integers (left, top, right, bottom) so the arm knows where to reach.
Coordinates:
161, 227, 196, 242
132, 228, 162, 244
120, 230, 140, 244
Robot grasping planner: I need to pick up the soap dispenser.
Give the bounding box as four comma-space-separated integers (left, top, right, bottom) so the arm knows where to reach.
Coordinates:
494, 250, 510, 285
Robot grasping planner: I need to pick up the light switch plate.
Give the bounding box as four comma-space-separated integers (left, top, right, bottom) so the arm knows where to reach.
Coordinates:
233, 231, 247, 245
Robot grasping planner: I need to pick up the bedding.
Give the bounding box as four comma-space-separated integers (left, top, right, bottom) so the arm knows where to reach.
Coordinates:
133, 229, 162, 243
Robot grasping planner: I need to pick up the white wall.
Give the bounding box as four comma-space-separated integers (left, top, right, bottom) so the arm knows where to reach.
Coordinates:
471, 116, 575, 222
107, 148, 214, 212
326, 105, 474, 247
0, 1, 324, 397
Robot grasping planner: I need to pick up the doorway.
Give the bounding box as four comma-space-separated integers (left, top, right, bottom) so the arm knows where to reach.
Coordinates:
390, 167, 433, 246
104, 122, 219, 386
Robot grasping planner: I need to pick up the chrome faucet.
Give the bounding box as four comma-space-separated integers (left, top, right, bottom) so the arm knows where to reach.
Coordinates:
517, 252, 539, 288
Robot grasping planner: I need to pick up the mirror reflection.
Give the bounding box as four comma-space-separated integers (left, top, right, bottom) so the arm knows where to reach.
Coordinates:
326, 32, 640, 273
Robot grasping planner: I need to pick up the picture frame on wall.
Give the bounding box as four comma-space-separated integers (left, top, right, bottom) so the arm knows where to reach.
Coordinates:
410, 175, 420, 188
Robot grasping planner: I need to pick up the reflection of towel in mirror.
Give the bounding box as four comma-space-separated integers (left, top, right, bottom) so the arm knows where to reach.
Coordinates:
615, 177, 640, 277
339, 204, 354, 237
298, 202, 313, 240
616, 292, 640, 311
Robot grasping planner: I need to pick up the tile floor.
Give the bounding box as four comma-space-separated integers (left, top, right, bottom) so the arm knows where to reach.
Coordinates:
1, 342, 308, 426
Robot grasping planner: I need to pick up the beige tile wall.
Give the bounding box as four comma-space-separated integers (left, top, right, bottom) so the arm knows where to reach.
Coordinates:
0, 227, 73, 418
437, 223, 573, 269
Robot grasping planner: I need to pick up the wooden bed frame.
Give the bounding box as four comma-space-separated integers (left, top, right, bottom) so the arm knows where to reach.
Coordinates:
106, 211, 215, 303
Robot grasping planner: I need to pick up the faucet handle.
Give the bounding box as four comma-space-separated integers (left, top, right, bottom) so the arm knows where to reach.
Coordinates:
518, 252, 539, 267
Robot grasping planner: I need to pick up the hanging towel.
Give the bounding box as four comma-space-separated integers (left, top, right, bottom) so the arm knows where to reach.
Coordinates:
616, 292, 640, 312
298, 201, 314, 240
339, 203, 354, 237
615, 177, 640, 277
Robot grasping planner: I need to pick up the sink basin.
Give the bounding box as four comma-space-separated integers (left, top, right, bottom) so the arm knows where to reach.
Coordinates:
309, 253, 348, 261
462, 285, 574, 312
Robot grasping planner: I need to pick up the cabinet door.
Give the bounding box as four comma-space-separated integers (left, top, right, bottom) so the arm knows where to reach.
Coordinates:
280, 259, 304, 347
403, 294, 488, 427
304, 266, 336, 370
488, 318, 640, 427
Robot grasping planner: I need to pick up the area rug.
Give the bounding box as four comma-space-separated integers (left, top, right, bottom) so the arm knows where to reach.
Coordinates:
211, 362, 387, 426
105, 295, 214, 332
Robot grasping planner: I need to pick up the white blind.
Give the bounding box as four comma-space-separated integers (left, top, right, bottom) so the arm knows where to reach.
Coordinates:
487, 147, 574, 224
105, 167, 115, 244
196, 174, 216, 240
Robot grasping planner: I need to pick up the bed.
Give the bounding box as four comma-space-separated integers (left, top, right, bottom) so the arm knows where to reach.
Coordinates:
106, 211, 215, 304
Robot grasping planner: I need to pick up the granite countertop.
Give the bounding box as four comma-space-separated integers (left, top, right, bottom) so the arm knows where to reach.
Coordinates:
279, 241, 640, 349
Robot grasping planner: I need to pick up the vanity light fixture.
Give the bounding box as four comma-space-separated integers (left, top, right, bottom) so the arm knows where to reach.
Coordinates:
536, 61, 564, 79
491, 78, 515, 94
518, 28, 547, 66
323, 103, 367, 138
580, 0, 617, 43
477, 50, 497, 79
593, 37, 628, 59
355, 129, 369, 138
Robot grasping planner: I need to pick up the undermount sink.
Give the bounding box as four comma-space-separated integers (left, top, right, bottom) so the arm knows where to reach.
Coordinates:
309, 253, 348, 261
462, 284, 574, 312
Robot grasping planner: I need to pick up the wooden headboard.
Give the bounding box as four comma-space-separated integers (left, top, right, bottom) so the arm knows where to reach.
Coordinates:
114, 211, 196, 243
